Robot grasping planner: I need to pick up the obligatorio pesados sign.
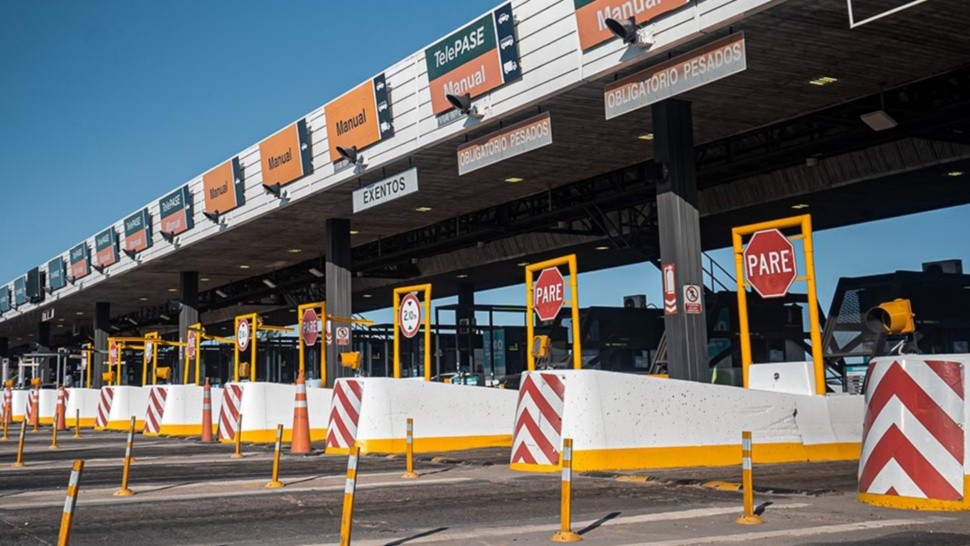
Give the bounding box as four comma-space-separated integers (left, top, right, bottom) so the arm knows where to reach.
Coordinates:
457, 112, 552, 175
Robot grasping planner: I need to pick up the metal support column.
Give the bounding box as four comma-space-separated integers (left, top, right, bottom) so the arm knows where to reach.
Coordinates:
37, 322, 52, 383
325, 218, 352, 388
456, 283, 475, 374
653, 99, 708, 382
93, 302, 110, 388
179, 272, 199, 384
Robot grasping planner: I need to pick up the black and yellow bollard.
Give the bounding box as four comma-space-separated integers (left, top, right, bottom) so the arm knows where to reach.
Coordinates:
339, 445, 361, 546
50, 418, 59, 450
552, 438, 582, 542
735, 431, 764, 525
114, 417, 136, 496
402, 417, 418, 479
73, 409, 81, 439
12, 419, 27, 468
57, 459, 85, 546
231, 413, 243, 459
265, 424, 284, 488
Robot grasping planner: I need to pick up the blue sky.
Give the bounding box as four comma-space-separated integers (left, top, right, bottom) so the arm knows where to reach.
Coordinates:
1, 1, 967, 324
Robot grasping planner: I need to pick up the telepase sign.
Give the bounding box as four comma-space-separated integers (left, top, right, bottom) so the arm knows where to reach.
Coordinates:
604, 32, 746, 120
457, 112, 552, 175
353, 167, 419, 213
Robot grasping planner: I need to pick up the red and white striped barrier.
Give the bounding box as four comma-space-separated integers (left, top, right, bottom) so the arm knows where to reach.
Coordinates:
511, 372, 566, 470
143, 386, 168, 435
218, 384, 244, 441
858, 355, 970, 510
1, 388, 10, 423
95, 387, 114, 430
326, 379, 363, 453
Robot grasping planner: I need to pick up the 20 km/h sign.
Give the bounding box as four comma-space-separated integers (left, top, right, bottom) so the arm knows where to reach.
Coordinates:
301, 308, 319, 346
399, 293, 422, 339
237, 319, 251, 352
534, 267, 566, 322
743, 228, 797, 298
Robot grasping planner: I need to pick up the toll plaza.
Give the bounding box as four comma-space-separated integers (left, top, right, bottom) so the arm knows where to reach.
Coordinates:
2, 0, 970, 543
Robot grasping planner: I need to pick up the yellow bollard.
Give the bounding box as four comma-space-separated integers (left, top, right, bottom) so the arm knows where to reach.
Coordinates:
50, 419, 59, 450
114, 417, 136, 496
339, 445, 361, 546
735, 431, 764, 525
552, 438, 582, 542
2, 415, 8, 441
73, 409, 81, 439
57, 459, 85, 546
31, 388, 40, 432
265, 424, 284, 488
12, 419, 27, 468
231, 413, 243, 459
402, 417, 418, 479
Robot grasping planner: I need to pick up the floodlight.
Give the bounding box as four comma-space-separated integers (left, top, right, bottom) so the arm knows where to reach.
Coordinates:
445, 93, 484, 118
263, 182, 285, 199
605, 17, 654, 47
336, 145, 363, 165
203, 210, 221, 224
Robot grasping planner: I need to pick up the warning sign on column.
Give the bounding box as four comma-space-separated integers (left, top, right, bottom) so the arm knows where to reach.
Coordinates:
683, 284, 703, 315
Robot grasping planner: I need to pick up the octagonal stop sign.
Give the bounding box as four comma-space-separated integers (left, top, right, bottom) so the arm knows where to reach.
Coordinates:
534, 267, 566, 322
743, 228, 797, 298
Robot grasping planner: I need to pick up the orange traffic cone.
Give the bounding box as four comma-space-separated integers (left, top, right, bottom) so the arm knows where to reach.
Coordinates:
290, 371, 311, 454
56, 387, 67, 431
201, 378, 214, 443
3, 386, 11, 427
30, 386, 40, 432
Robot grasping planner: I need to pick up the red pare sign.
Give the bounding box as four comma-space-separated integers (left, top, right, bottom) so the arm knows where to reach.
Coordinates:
743, 228, 797, 298
534, 267, 566, 322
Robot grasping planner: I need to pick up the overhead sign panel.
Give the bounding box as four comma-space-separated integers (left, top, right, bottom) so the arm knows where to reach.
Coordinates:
13, 277, 26, 307
604, 32, 746, 120
202, 157, 245, 216
259, 120, 313, 187
69, 243, 91, 281
425, 2, 521, 116
574, 0, 691, 50
353, 167, 419, 213
159, 185, 194, 236
325, 74, 394, 163
26, 267, 43, 303
124, 208, 153, 254
0, 286, 9, 313
457, 112, 552, 175
95, 228, 119, 268
48, 257, 66, 292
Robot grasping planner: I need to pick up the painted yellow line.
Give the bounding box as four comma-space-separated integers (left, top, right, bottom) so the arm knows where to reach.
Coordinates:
616, 475, 650, 483
642, 518, 942, 545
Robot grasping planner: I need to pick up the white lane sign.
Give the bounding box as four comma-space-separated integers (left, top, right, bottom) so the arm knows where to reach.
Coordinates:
399, 293, 422, 339
237, 319, 251, 352
353, 167, 419, 213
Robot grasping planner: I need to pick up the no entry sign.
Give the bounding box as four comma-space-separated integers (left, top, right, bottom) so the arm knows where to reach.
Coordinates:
399, 293, 422, 338
534, 267, 566, 322
302, 308, 319, 346
109, 341, 118, 365
237, 319, 251, 352
743, 228, 797, 298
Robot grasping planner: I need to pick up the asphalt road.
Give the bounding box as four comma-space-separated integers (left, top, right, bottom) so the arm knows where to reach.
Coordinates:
2, 427, 970, 545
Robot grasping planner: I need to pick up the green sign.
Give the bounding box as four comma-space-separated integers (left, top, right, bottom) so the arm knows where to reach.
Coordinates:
426, 13, 496, 82
13, 277, 26, 306
48, 258, 66, 291
0, 286, 9, 313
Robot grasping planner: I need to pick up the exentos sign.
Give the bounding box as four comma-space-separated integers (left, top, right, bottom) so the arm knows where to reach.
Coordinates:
69, 243, 91, 281
574, 0, 691, 50
259, 120, 313, 187
604, 32, 746, 120
124, 208, 153, 254
353, 167, 419, 213
48, 257, 66, 292
457, 112, 552, 175
425, 2, 521, 116
0, 286, 9, 313
325, 73, 394, 164
13, 277, 26, 307
159, 185, 194, 236
202, 157, 244, 216
95, 228, 119, 268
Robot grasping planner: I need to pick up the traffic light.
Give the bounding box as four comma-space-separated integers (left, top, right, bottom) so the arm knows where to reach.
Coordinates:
155, 367, 171, 380
864, 298, 915, 335
340, 352, 362, 370
532, 335, 551, 360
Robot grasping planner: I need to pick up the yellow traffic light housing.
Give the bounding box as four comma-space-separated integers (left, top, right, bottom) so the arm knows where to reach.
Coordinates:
532, 335, 551, 360
102, 371, 116, 383
30, 377, 42, 387
155, 367, 171, 381
865, 298, 915, 335
239, 362, 251, 379
340, 352, 362, 370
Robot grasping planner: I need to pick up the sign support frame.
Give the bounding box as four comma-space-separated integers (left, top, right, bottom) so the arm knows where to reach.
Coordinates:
392, 284, 432, 381
525, 254, 581, 372
732, 214, 824, 395
297, 301, 327, 384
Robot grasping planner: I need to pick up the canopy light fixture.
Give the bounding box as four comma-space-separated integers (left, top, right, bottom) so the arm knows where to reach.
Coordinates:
791, 203, 810, 210
126, 317, 138, 325
167, 288, 178, 293
605, 17, 654, 47
159, 313, 171, 321
445, 93, 483, 118
415, 206, 432, 212
288, 248, 302, 254
215, 289, 228, 298
504, 177, 524, 183
238, 264, 250, 269
203, 210, 221, 224
139, 297, 148, 301
946, 171, 964, 177
262, 279, 277, 289
595, 245, 610, 251
110, 325, 121, 332
456, 274, 469, 279
637, 133, 654, 141
362, 294, 372, 298
350, 230, 360, 235
809, 76, 838, 86
308, 267, 324, 278
336, 145, 364, 166
860, 110, 897, 132
263, 182, 285, 199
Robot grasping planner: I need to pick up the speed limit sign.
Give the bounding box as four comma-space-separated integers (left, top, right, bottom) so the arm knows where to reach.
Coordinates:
237, 319, 251, 352
399, 293, 421, 339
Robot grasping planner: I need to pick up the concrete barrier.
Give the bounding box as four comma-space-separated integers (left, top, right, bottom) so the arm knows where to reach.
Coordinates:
325, 377, 518, 455
154, 385, 223, 437
38, 389, 58, 425
65, 388, 100, 428
858, 354, 970, 511
216, 382, 330, 444
510, 369, 863, 473
104, 386, 150, 431
11, 389, 28, 422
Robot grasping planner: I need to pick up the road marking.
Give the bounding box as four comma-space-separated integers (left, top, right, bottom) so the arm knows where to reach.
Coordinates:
639, 518, 942, 545
336, 503, 811, 546
0, 477, 472, 510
